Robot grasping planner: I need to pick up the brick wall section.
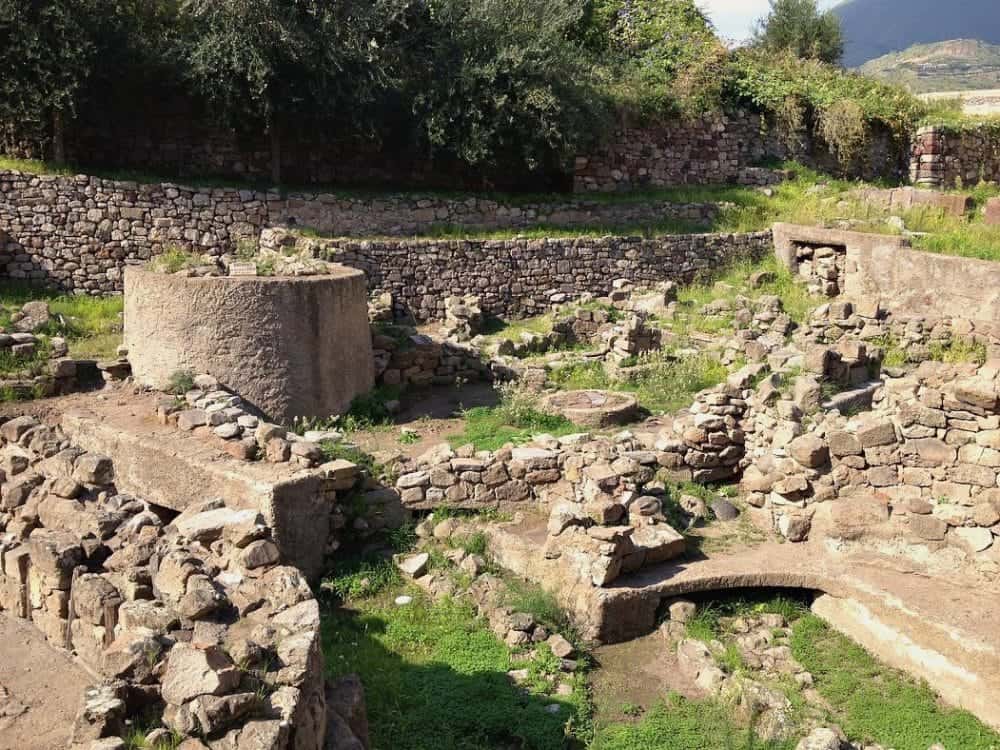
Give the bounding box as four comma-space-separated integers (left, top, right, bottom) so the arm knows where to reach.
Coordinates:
910, 125, 1000, 189
319, 232, 774, 320
0, 169, 727, 294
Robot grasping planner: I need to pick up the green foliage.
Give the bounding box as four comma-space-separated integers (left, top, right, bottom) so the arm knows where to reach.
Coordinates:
151, 246, 200, 274
322, 556, 402, 600
594, 0, 727, 118
322, 594, 586, 750
410, 0, 609, 172
751, 0, 844, 65
0, 281, 123, 369
590, 692, 795, 750
0, 0, 100, 147
791, 615, 1000, 749
501, 578, 570, 632
338, 385, 402, 432
166, 370, 195, 396
318, 442, 384, 478
449, 384, 580, 451
548, 350, 730, 415
179, 0, 407, 138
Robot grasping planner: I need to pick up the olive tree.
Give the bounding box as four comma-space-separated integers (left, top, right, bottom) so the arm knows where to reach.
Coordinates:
752, 0, 844, 65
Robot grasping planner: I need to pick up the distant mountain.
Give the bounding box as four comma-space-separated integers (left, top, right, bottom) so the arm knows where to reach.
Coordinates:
859, 39, 1000, 93
833, 0, 1000, 68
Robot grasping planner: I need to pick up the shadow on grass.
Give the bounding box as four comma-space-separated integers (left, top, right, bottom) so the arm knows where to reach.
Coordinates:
321, 598, 584, 750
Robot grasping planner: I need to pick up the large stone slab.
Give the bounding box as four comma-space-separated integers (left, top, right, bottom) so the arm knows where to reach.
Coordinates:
61, 404, 331, 580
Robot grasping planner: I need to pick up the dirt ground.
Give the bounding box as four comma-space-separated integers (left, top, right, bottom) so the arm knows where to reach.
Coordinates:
350, 381, 501, 458
0, 613, 90, 750
589, 629, 703, 725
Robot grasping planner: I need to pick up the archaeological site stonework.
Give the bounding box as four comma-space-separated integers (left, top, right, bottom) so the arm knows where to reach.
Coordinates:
314, 232, 773, 321
911, 125, 1000, 189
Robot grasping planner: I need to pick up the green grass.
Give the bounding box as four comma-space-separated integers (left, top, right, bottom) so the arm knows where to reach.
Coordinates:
0, 281, 123, 368
322, 594, 587, 750
548, 350, 730, 415
448, 385, 581, 451
450, 405, 579, 451
501, 578, 571, 633
791, 615, 1000, 750
590, 692, 795, 750
149, 245, 202, 274
669, 255, 821, 331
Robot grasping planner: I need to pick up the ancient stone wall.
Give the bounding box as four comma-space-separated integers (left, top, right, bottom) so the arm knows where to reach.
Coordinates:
910, 125, 1000, 189
774, 223, 1000, 326
319, 232, 774, 321
0, 169, 724, 295
574, 111, 906, 192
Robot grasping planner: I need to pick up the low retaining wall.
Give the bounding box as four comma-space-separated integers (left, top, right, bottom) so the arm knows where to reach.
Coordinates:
321, 232, 774, 321
910, 125, 1000, 189
0, 169, 728, 294
845, 241, 1000, 323
124, 268, 374, 422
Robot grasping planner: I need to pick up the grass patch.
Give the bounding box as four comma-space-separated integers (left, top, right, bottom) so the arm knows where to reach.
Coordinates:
590, 692, 794, 750
548, 350, 730, 415
149, 245, 202, 274
449, 385, 580, 451
667, 255, 821, 335
0, 156, 75, 176
791, 614, 1000, 750
501, 578, 571, 633
0, 281, 124, 363
322, 594, 586, 750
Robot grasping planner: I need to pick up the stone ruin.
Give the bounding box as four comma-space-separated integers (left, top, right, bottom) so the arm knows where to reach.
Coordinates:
2, 216, 1000, 747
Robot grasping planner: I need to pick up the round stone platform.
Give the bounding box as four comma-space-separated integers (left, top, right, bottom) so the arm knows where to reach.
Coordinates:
124, 266, 374, 422
541, 389, 638, 428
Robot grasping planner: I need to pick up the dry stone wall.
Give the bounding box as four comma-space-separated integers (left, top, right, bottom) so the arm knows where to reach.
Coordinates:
319, 232, 773, 321
0, 169, 728, 295
574, 110, 905, 192
910, 125, 1000, 189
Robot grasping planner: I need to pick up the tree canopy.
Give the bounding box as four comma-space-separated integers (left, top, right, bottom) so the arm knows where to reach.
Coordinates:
0, 0, 928, 181
751, 0, 845, 65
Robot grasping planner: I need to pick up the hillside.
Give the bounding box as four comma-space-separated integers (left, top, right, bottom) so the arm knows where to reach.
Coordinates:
859, 39, 1000, 92
833, 0, 1000, 68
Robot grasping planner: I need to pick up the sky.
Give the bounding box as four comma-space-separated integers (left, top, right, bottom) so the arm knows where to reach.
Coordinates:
698, 0, 840, 43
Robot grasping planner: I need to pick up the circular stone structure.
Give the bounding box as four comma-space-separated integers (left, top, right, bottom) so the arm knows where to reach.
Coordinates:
124, 266, 374, 423
540, 389, 638, 428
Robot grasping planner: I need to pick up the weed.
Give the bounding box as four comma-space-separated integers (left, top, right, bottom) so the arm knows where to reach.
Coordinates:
590, 692, 793, 750
449, 383, 580, 451
166, 370, 195, 395
322, 594, 585, 750
399, 429, 421, 445
549, 350, 730, 415
150, 245, 200, 274
322, 555, 402, 601
501, 578, 569, 633
318, 442, 386, 479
